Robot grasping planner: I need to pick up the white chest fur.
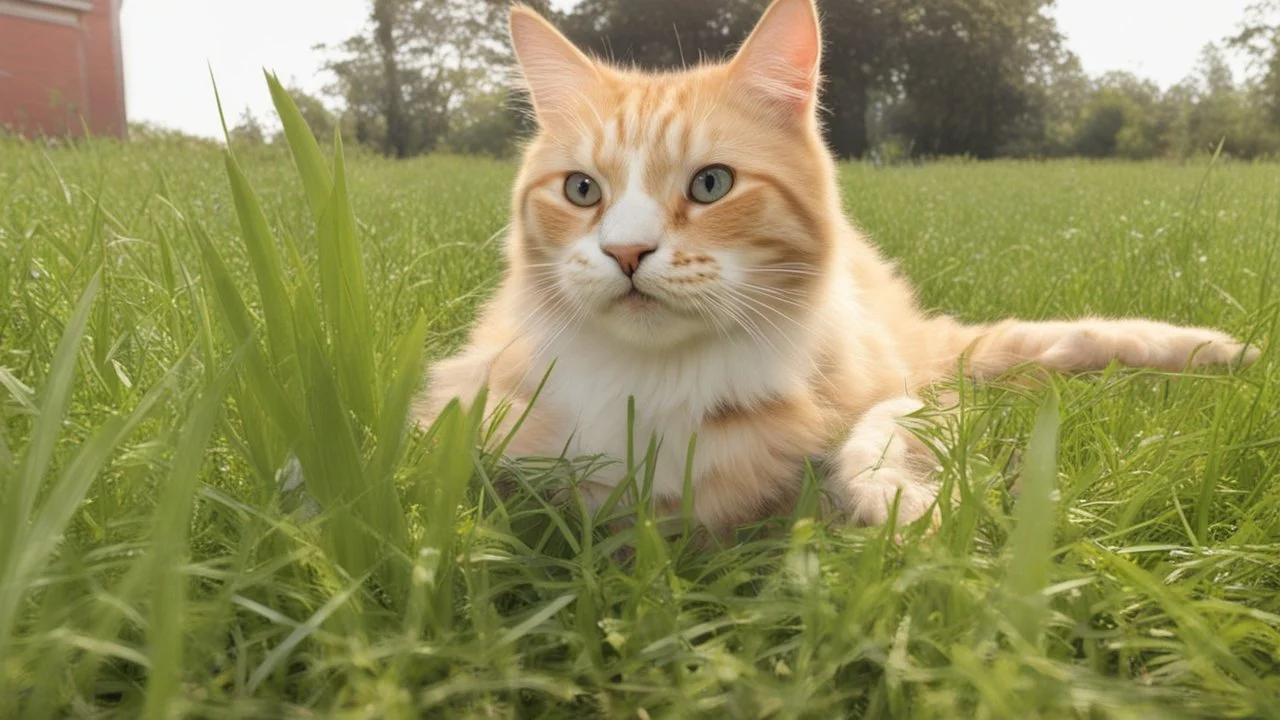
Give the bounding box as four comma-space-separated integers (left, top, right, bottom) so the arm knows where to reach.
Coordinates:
529, 325, 807, 498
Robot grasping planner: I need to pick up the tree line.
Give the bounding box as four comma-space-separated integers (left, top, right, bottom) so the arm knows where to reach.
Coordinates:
233, 0, 1280, 161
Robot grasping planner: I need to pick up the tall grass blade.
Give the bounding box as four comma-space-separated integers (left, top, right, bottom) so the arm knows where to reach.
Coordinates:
1003, 387, 1060, 647
314, 131, 377, 425
222, 151, 296, 372
10, 273, 99, 531
142, 357, 235, 719
293, 334, 398, 593
370, 315, 429, 484
190, 225, 300, 439
415, 396, 483, 634
265, 71, 333, 221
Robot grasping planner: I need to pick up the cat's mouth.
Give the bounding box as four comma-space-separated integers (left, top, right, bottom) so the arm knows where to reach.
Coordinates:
617, 285, 660, 310
619, 285, 655, 304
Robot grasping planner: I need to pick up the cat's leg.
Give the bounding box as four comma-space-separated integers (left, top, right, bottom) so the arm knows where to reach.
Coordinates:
829, 396, 941, 528
956, 318, 1260, 379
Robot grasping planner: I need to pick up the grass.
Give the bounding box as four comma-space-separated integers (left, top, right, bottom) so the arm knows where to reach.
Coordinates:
1, 82, 1278, 718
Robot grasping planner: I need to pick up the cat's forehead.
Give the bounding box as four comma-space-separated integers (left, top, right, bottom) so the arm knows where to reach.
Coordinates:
567, 69, 731, 172
601, 75, 700, 140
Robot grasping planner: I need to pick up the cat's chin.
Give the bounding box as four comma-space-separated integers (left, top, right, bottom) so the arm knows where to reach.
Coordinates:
589, 293, 711, 349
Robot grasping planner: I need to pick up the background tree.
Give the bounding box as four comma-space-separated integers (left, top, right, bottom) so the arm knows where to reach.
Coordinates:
324, 0, 520, 157
373, 0, 409, 157
1181, 43, 1279, 157
558, 0, 764, 69
319, 0, 1280, 161
886, 0, 1067, 158
1230, 1, 1280, 123
1072, 73, 1166, 159
818, 0, 902, 157
441, 89, 526, 157
228, 107, 266, 146
997, 46, 1090, 157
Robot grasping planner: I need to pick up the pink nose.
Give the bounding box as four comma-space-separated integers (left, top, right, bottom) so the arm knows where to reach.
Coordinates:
603, 244, 656, 277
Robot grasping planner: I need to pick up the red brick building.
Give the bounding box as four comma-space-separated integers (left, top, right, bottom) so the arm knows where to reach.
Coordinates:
0, 0, 126, 139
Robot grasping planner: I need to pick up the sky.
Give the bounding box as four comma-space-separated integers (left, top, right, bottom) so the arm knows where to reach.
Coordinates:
121, 0, 1259, 139
121, 0, 368, 139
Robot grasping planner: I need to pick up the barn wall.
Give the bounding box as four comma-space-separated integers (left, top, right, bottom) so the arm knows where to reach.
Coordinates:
0, 0, 127, 138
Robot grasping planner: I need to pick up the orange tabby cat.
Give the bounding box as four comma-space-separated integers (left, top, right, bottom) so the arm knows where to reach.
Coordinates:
417, 0, 1260, 533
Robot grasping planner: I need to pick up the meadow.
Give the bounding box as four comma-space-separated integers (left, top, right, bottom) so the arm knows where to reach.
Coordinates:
1, 86, 1278, 718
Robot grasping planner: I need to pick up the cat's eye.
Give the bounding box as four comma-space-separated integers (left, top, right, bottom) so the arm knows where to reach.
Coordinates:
564, 172, 602, 207
689, 165, 734, 204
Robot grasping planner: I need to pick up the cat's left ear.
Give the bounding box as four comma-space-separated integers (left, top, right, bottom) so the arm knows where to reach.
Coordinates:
729, 0, 822, 121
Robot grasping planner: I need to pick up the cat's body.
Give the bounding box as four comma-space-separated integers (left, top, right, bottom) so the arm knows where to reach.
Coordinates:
418, 0, 1259, 534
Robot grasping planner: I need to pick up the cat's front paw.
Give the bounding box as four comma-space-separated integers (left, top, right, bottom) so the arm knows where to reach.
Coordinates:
842, 467, 940, 529
1147, 326, 1260, 369
1188, 334, 1261, 368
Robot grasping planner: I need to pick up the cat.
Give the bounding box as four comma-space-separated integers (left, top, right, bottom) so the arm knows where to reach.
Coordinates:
415, 0, 1260, 535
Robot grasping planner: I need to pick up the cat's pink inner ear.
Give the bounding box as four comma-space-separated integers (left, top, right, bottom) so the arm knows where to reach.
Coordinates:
509, 5, 600, 119
730, 0, 822, 119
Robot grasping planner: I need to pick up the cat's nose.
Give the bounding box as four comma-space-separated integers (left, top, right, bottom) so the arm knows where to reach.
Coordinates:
602, 244, 656, 278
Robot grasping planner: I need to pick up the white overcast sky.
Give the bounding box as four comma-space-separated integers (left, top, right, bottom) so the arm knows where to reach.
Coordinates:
121, 0, 1258, 139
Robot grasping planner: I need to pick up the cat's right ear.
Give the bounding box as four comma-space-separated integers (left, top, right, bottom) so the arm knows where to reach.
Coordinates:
510, 5, 600, 120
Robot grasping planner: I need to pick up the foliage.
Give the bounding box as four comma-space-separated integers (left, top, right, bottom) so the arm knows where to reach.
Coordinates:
228, 107, 268, 147
1181, 44, 1280, 158
558, 0, 764, 67
555, 0, 1069, 160
1230, 0, 1280, 123
886, 0, 1065, 158
322, 0, 518, 158
1072, 73, 1169, 159
315, 0, 1280, 161
440, 89, 529, 157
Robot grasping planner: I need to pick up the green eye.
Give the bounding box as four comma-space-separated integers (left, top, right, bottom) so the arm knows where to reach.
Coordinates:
565, 172, 602, 207
689, 165, 734, 204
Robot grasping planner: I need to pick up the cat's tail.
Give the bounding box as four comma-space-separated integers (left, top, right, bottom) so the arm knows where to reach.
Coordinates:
918, 315, 1260, 384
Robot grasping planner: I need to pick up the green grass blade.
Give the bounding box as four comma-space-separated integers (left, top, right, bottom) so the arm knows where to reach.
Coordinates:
246, 573, 369, 693
414, 398, 482, 634
369, 315, 429, 484
209, 66, 233, 147
1098, 549, 1280, 716
222, 151, 296, 372
0, 273, 100, 683
11, 272, 99, 530
266, 72, 334, 221
1002, 387, 1061, 647
292, 320, 405, 594
313, 131, 377, 425
191, 224, 301, 438
142, 355, 235, 720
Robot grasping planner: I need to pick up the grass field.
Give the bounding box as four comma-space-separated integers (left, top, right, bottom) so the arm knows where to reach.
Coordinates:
2, 88, 1279, 718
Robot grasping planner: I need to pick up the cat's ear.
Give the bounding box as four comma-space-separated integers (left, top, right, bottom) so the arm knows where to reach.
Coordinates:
510, 4, 601, 120
729, 0, 822, 121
